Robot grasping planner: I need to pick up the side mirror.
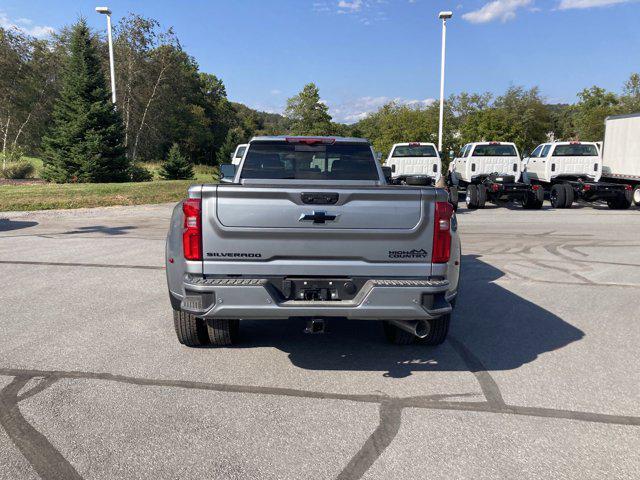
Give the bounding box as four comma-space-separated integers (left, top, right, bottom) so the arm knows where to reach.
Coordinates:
391, 164, 396, 173
381, 166, 392, 183
219, 163, 236, 183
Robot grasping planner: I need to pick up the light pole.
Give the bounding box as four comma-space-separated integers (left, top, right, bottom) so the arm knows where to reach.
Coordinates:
95, 6, 116, 105
437, 11, 452, 154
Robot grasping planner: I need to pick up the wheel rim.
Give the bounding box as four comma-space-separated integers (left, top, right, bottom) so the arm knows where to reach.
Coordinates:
465, 193, 471, 205
633, 188, 640, 205
550, 189, 558, 205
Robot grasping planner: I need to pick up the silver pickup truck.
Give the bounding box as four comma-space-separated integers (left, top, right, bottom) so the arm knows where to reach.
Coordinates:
166, 136, 461, 347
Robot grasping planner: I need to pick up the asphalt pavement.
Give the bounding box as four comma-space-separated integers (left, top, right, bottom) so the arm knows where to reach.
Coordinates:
1, 201, 639, 479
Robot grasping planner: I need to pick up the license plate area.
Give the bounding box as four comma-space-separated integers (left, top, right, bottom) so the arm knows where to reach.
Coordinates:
284, 278, 358, 301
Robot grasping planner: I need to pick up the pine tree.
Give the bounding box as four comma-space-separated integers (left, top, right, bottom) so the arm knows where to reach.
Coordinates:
42, 19, 128, 183
160, 143, 194, 180
284, 83, 332, 135
216, 127, 244, 165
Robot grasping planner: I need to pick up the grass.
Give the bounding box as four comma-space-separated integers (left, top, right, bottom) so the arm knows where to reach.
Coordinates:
0, 180, 204, 212
0, 157, 218, 212
139, 162, 216, 182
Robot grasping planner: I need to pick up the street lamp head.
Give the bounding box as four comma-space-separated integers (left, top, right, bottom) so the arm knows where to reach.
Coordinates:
95, 6, 112, 15
438, 11, 453, 20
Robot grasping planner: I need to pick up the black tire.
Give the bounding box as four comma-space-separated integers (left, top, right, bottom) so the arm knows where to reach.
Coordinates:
416, 314, 451, 346
550, 184, 566, 208
477, 185, 487, 208
522, 192, 542, 209
465, 184, 479, 209
607, 192, 632, 210
449, 186, 459, 211
563, 184, 574, 208
383, 321, 416, 345
534, 186, 545, 204
206, 318, 240, 346
173, 309, 209, 347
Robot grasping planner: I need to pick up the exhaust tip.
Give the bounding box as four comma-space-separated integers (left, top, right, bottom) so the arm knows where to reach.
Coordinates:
414, 320, 430, 339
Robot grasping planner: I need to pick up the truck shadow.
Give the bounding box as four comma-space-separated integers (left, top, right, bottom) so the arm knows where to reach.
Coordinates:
62, 225, 137, 235
0, 219, 38, 232
455, 204, 555, 214
235, 255, 585, 378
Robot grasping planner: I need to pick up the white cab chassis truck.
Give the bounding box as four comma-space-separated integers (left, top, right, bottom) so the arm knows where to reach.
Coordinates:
231, 143, 248, 165
524, 141, 632, 209
449, 141, 543, 210
601, 113, 640, 206
385, 142, 459, 210
386, 142, 442, 185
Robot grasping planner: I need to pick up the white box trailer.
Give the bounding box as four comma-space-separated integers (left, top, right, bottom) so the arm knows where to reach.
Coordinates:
602, 113, 640, 205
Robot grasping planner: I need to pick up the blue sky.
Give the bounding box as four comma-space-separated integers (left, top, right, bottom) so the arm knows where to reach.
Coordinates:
1, 0, 639, 122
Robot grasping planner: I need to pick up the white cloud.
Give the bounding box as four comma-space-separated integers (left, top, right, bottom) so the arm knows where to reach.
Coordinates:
462, 0, 532, 23
270, 89, 282, 95
330, 96, 436, 123
0, 11, 54, 38
312, 1, 331, 12
338, 0, 364, 12
557, 0, 633, 9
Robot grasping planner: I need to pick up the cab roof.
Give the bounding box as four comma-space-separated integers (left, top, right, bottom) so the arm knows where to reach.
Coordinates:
250, 135, 370, 144
467, 141, 517, 146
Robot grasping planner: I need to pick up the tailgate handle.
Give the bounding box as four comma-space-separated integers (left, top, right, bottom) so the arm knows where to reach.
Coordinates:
301, 192, 339, 205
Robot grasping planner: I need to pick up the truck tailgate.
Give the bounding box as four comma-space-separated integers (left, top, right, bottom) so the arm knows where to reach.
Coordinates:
475, 156, 520, 176
200, 184, 438, 278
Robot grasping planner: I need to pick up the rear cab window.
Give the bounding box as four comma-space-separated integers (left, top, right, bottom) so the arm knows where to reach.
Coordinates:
241, 140, 379, 180
471, 144, 517, 157
391, 144, 438, 158
552, 144, 599, 157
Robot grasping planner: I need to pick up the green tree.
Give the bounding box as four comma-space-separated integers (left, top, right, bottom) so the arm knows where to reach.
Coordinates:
573, 86, 619, 141
0, 27, 59, 165
620, 73, 640, 114
216, 127, 245, 165
357, 101, 458, 168
42, 19, 127, 182
460, 86, 551, 154
285, 83, 332, 135
160, 143, 193, 179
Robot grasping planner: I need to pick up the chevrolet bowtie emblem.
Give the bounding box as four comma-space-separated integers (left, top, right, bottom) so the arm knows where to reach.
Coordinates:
299, 211, 339, 224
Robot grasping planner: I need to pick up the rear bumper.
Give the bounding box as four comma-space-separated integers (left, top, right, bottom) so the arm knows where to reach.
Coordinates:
577, 183, 630, 201
486, 182, 532, 200
179, 276, 453, 320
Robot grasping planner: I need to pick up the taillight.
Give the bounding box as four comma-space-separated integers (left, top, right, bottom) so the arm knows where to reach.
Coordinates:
433, 201, 453, 264
532, 185, 541, 191
182, 198, 202, 260
583, 184, 591, 191
491, 183, 500, 192
624, 184, 632, 191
